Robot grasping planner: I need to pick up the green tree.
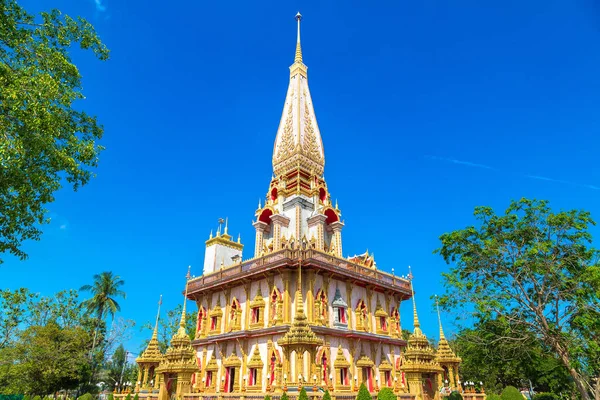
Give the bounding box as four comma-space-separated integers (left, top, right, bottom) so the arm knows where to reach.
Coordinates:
448, 392, 463, 400
9, 322, 91, 394
501, 386, 523, 400
281, 392, 289, 400
377, 387, 395, 400
356, 383, 371, 400
263, 396, 271, 400
0, 0, 109, 264
298, 387, 308, 400
80, 272, 126, 359
106, 344, 127, 391
0, 288, 32, 348
436, 199, 600, 400
450, 318, 573, 395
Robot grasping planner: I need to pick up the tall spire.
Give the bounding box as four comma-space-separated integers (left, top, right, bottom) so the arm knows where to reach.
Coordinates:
435, 295, 446, 340
408, 266, 422, 335
272, 12, 325, 177
179, 266, 191, 332
295, 12, 303, 64
152, 294, 162, 340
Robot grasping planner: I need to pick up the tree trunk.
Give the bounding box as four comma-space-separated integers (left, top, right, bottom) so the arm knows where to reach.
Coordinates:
555, 344, 590, 400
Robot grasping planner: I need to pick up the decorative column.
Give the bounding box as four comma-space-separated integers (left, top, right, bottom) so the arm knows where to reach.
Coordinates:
346, 283, 354, 330
271, 214, 290, 252
307, 270, 315, 323
307, 214, 327, 250
253, 221, 269, 257
283, 271, 291, 323
329, 221, 344, 257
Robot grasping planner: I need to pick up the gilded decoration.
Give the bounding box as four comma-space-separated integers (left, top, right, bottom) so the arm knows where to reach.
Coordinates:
195, 306, 207, 339
223, 352, 242, 367
314, 288, 328, 326
248, 346, 264, 369
208, 298, 223, 335
355, 299, 369, 332
356, 354, 375, 368
249, 287, 266, 329
229, 298, 242, 332
375, 300, 389, 335
274, 94, 295, 165
268, 286, 284, 326
302, 95, 323, 164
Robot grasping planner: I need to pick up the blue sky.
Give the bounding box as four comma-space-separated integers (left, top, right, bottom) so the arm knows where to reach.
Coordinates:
4, 0, 600, 357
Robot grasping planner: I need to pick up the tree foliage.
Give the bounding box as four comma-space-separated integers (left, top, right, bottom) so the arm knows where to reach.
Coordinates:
6, 322, 91, 395
0, 0, 109, 263
377, 387, 395, 400
501, 386, 523, 400
356, 383, 371, 400
298, 388, 309, 400
450, 318, 574, 395
436, 199, 600, 400
323, 391, 331, 400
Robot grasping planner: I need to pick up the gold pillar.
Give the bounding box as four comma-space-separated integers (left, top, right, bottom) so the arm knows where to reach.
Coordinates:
283, 271, 291, 323
307, 270, 314, 323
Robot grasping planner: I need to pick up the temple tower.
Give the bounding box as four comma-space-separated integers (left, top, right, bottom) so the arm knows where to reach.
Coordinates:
136, 296, 165, 393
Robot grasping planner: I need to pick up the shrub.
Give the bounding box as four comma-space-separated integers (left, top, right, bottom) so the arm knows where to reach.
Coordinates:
78, 394, 93, 400
298, 388, 309, 400
448, 391, 463, 400
133, 395, 139, 400
377, 387, 395, 400
264, 396, 271, 400
533, 393, 558, 400
501, 386, 523, 400
487, 394, 502, 400
23, 396, 30, 400
323, 391, 332, 400
32, 396, 41, 400
357, 383, 371, 400
281, 393, 289, 400
108, 395, 114, 400
124, 395, 131, 400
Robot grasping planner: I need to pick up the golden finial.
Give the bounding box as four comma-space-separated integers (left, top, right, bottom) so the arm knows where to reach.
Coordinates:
237, 233, 241, 244
179, 267, 191, 331
435, 295, 446, 340
209, 230, 213, 239
258, 199, 262, 209
408, 266, 421, 332
295, 12, 303, 64
152, 294, 162, 339
335, 199, 339, 210
224, 217, 229, 235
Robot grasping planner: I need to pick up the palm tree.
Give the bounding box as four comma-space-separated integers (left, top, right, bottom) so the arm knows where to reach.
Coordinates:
80, 271, 126, 358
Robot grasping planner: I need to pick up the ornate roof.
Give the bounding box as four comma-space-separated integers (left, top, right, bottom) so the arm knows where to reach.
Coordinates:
348, 251, 376, 269
136, 296, 164, 365
272, 13, 325, 177
435, 298, 461, 365
156, 288, 198, 376
333, 345, 350, 368
331, 287, 348, 308
247, 346, 264, 368
278, 275, 323, 351
400, 280, 443, 374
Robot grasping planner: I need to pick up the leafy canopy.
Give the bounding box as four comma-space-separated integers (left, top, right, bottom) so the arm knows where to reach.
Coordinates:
356, 383, 371, 400
436, 199, 600, 400
0, 0, 108, 263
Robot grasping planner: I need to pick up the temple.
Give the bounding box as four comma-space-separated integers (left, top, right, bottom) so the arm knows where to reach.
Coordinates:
134, 13, 461, 400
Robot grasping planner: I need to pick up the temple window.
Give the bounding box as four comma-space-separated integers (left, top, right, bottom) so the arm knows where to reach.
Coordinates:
249, 287, 266, 329
334, 345, 351, 391
385, 370, 391, 387
208, 300, 223, 335
195, 306, 207, 339
332, 287, 349, 329
339, 367, 349, 385
248, 368, 258, 386
247, 346, 264, 391
269, 286, 283, 326
229, 298, 242, 331
375, 300, 389, 335
355, 299, 369, 331
314, 289, 329, 326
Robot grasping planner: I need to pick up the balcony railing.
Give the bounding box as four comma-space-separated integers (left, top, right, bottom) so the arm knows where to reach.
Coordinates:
187, 249, 411, 295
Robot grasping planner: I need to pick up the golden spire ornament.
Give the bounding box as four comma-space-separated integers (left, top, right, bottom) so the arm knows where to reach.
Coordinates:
295, 12, 303, 64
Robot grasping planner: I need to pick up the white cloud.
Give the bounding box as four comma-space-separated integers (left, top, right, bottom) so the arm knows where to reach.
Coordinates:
94, 0, 106, 12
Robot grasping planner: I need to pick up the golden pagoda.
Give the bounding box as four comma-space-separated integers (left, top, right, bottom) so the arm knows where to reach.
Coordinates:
136, 12, 460, 400
154, 276, 199, 400
435, 297, 462, 393
135, 296, 164, 392
400, 277, 444, 400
